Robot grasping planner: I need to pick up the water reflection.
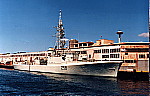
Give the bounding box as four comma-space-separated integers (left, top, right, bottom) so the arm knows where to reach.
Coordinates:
31, 72, 149, 95
0, 68, 149, 95
31, 72, 119, 95
118, 80, 149, 95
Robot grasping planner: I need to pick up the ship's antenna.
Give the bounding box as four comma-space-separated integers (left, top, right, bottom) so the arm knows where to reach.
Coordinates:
54, 10, 66, 49
78, 33, 79, 42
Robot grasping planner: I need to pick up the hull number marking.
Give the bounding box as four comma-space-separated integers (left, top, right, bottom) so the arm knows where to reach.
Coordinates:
61, 66, 67, 70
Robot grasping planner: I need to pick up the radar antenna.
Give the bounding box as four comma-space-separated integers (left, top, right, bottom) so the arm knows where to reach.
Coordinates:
54, 10, 66, 49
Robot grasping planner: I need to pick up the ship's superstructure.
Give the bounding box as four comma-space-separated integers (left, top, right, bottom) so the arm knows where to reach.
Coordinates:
0, 10, 149, 77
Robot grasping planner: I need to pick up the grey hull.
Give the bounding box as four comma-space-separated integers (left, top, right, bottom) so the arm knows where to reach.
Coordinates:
13, 62, 121, 77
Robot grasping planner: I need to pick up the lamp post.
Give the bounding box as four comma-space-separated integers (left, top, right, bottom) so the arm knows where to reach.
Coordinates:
116, 30, 123, 43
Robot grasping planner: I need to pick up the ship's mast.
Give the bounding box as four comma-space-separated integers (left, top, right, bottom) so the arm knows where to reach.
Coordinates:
54, 10, 66, 49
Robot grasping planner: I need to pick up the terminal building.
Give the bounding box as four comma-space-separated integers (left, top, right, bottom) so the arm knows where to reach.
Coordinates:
69, 39, 149, 73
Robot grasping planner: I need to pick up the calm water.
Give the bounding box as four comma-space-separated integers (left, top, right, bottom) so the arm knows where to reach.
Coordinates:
0, 69, 149, 95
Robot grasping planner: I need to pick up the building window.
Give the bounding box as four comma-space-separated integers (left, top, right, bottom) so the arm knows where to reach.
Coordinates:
48, 53, 51, 56
139, 54, 145, 58
102, 55, 109, 58
147, 54, 149, 58
126, 48, 149, 52
106, 49, 109, 53
89, 54, 91, 58
75, 44, 78, 47
83, 43, 87, 46
98, 50, 101, 53
110, 54, 120, 58
124, 60, 136, 63
102, 49, 105, 53
125, 53, 128, 55
102, 49, 109, 53
110, 49, 120, 53
117, 49, 120, 52
94, 50, 101, 53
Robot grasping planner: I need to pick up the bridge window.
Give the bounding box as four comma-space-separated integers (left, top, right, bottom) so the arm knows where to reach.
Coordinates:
139, 54, 145, 58
102, 55, 109, 58
110, 54, 120, 58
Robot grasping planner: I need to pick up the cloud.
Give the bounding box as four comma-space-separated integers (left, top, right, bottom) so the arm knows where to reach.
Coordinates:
138, 32, 149, 37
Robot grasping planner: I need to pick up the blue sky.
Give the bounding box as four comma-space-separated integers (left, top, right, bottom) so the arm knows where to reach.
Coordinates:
0, 0, 149, 53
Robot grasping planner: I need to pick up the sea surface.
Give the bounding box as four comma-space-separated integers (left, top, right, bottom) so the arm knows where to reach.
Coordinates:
0, 68, 149, 95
